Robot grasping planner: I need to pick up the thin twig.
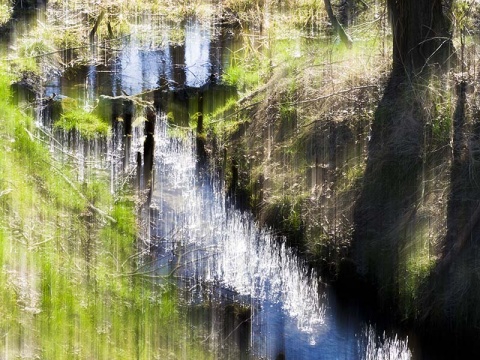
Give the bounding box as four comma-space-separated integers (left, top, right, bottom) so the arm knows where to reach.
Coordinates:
28, 237, 54, 250
1, 46, 89, 61
28, 128, 79, 160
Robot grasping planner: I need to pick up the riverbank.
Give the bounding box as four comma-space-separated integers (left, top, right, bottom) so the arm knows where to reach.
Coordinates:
0, 21, 214, 360
204, 2, 480, 356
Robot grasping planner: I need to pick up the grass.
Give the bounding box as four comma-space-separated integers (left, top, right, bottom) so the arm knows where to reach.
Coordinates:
0, 68, 212, 358
56, 108, 111, 139
222, 0, 326, 29
222, 62, 263, 90
7, 23, 61, 77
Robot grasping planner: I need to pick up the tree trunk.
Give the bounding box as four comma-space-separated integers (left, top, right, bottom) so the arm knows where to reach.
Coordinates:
388, 0, 454, 75
89, 10, 105, 43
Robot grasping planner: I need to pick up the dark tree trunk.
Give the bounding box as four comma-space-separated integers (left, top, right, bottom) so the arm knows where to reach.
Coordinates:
388, 0, 454, 75
170, 44, 187, 86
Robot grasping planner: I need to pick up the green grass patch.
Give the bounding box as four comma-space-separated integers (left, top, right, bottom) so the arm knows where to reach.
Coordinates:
56, 108, 111, 139
0, 67, 212, 358
336, 162, 366, 194
224, 62, 263, 89
401, 220, 437, 316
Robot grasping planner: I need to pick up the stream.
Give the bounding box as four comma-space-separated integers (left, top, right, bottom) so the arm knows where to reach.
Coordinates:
148, 114, 412, 359
7, 8, 415, 360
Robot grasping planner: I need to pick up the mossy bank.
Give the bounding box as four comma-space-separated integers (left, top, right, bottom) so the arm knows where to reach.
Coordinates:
0, 68, 212, 358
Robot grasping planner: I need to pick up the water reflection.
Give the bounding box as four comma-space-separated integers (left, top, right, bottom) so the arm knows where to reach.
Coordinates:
149, 115, 411, 359
185, 20, 211, 87
360, 326, 412, 360
118, 44, 167, 95
150, 115, 323, 358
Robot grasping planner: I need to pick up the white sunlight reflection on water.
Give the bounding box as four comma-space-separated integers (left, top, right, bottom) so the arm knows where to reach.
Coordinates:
151, 115, 412, 358
152, 114, 326, 335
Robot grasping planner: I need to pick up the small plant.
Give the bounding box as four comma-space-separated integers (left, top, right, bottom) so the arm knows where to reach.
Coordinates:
223, 0, 262, 13
11, 26, 61, 76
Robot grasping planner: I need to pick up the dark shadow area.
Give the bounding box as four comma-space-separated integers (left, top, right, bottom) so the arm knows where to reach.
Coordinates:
352, 73, 427, 306
416, 79, 480, 359
351, 72, 480, 359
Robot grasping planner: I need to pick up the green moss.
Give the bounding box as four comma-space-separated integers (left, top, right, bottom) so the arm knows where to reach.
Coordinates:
56, 108, 111, 139
399, 219, 437, 316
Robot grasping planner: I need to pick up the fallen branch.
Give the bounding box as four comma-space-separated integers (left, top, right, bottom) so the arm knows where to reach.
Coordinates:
210, 101, 261, 123
36, 126, 64, 148
323, 0, 353, 48
99, 94, 154, 109
356, 0, 369, 10
28, 237, 54, 251
0, 188, 12, 197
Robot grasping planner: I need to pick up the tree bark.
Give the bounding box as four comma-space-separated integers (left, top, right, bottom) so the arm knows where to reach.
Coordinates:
388, 0, 454, 76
